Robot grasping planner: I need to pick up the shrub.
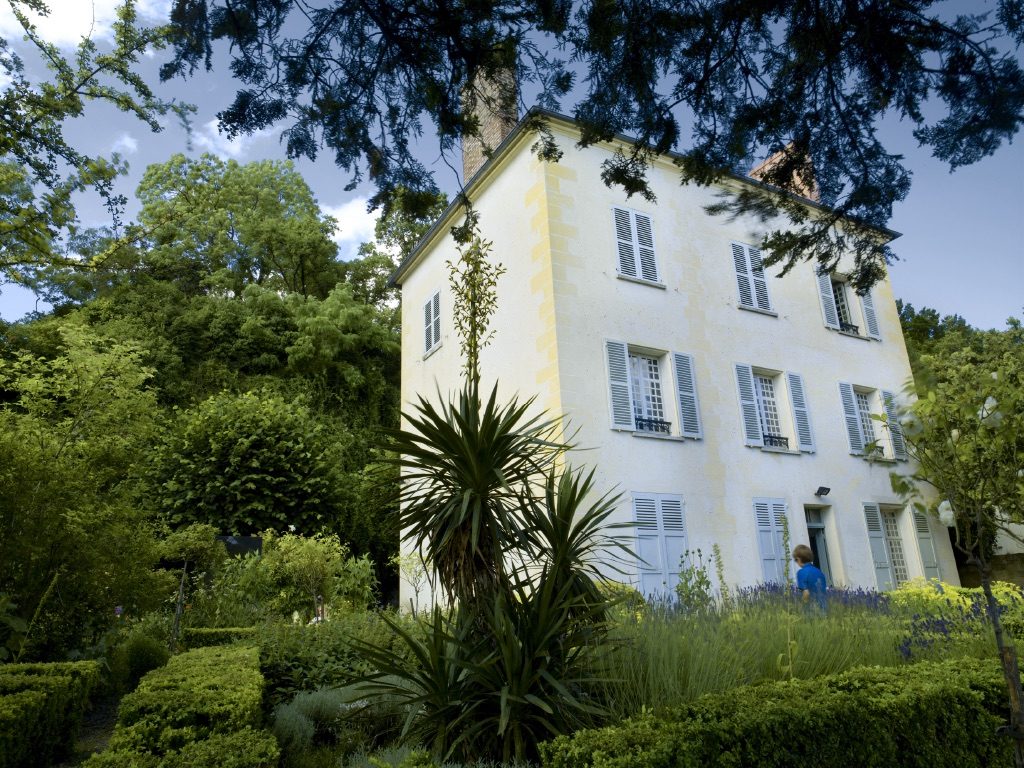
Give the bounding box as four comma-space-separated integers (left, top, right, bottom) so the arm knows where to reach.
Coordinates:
181, 627, 258, 649
112, 632, 171, 690
273, 686, 394, 764
84, 645, 277, 767
0, 660, 101, 767
541, 657, 1011, 768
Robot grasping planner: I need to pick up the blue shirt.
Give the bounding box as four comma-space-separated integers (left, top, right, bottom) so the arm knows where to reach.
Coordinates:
797, 563, 828, 610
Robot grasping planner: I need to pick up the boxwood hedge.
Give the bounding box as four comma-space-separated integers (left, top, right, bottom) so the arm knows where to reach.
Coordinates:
84, 645, 278, 768
0, 660, 101, 768
540, 658, 1013, 768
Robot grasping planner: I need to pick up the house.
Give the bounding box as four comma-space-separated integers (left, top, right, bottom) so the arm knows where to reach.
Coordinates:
391, 108, 958, 601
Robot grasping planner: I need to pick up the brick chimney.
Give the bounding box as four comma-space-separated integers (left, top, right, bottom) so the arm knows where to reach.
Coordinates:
748, 144, 820, 202
462, 65, 519, 181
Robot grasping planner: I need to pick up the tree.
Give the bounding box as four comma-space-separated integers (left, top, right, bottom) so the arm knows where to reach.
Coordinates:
163, 0, 1024, 290
890, 319, 1024, 764
0, 0, 189, 284
134, 154, 342, 298
0, 324, 166, 659
148, 389, 349, 535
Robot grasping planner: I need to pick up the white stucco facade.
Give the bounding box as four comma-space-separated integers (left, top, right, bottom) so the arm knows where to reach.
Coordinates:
395, 113, 958, 604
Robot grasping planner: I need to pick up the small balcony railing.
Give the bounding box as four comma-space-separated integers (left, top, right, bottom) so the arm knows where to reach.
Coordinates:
840, 321, 860, 334
635, 417, 672, 434
763, 434, 790, 449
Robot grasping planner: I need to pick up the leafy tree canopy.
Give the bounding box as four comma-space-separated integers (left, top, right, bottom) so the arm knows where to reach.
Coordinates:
134, 153, 343, 298
0, 0, 190, 285
163, 0, 1024, 290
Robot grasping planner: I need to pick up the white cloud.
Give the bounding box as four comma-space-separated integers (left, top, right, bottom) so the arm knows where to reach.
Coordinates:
0, 0, 170, 48
193, 118, 274, 160
111, 132, 138, 155
322, 197, 381, 260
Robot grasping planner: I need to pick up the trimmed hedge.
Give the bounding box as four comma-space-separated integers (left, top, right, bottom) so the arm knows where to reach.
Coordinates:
181, 626, 258, 649
0, 660, 101, 768
541, 658, 1013, 768
83, 645, 278, 768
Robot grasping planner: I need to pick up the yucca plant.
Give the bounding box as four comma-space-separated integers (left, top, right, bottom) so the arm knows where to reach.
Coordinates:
383, 384, 566, 606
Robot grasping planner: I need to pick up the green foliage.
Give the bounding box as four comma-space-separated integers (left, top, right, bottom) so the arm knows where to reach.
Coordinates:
0, 660, 101, 768
0, 0, 189, 283
0, 325, 165, 658
166, 0, 1024, 288
180, 627, 258, 649
111, 633, 171, 691
134, 154, 341, 298
273, 686, 394, 764
258, 612, 416, 709
85, 728, 280, 768
149, 390, 347, 534
673, 550, 714, 615
542, 658, 1012, 768
446, 234, 506, 386
89, 645, 271, 766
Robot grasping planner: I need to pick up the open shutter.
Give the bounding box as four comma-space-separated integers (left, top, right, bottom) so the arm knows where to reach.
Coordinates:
735, 364, 764, 447
606, 340, 634, 430
732, 243, 754, 308
861, 290, 881, 339
882, 390, 907, 460
431, 293, 441, 347
864, 503, 895, 591
787, 372, 815, 452
754, 498, 786, 583
423, 298, 433, 352
839, 382, 865, 454
816, 270, 840, 329
661, 496, 688, 592
748, 246, 771, 311
613, 207, 637, 277
771, 500, 790, 582
635, 213, 658, 282
913, 511, 941, 580
673, 352, 702, 438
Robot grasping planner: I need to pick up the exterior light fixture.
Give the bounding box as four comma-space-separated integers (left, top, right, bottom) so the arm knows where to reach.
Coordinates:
814, 486, 831, 497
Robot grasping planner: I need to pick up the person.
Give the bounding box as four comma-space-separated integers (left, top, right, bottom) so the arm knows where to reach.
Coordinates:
792, 544, 827, 612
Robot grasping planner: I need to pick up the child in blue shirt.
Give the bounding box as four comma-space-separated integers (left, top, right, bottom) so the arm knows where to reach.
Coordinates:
793, 544, 827, 612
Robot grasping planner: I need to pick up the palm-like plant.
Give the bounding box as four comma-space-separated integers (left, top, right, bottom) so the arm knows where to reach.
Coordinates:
384, 384, 565, 605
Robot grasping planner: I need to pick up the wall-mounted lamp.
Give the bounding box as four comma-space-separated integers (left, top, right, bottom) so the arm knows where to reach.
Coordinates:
814, 486, 831, 497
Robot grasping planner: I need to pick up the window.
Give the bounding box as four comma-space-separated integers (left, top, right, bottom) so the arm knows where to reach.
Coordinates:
613, 207, 658, 283
754, 498, 789, 584
838, 383, 907, 460
732, 242, 772, 312
816, 271, 881, 339
423, 291, 441, 355
864, 503, 911, 589
734, 364, 814, 452
634, 493, 687, 596
606, 340, 702, 438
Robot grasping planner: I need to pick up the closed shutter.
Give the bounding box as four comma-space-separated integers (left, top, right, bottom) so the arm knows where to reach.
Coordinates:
635, 213, 658, 282
754, 498, 788, 583
864, 503, 895, 591
914, 511, 941, 580
673, 352, 702, 438
882, 390, 907, 460
733, 242, 771, 311
787, 372, 815, 452
816, 270, 840, 329
423, 292, 440, 353
861, 290, 881, 339
839, 382, 865, 454
634, 494, 687, 597
606, 340, 634, 430
614, 208, 658, 282
735, 364, 764, 446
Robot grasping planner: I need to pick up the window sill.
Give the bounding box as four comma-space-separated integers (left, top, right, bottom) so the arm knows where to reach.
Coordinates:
632, 431, 690, 442
738, 304, 778, 318
755, 445, 802, 456
423, 342, 442, 360
836, 329, 874, 342
863, 454, 898, 464
617, 274, 666, 289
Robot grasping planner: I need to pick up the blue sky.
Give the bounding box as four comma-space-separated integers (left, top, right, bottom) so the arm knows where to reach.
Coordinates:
0, 0, 1021, 329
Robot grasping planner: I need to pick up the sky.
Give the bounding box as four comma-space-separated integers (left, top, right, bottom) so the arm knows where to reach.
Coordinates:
0, 0, 1022, 328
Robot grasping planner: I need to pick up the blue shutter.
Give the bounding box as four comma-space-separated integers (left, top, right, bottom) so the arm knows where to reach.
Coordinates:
914, 511, 941, 580
613, 207, 637, 277
735, 364, 764, 447
816, 270, 840, 329
606, 340, 634, 430
864, 503, 894, 591
882, 390, 907, 460
839, 382, 865, 454
787, 372, 815, 452
673, 352, 702, 438
861, 290, 881, 339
